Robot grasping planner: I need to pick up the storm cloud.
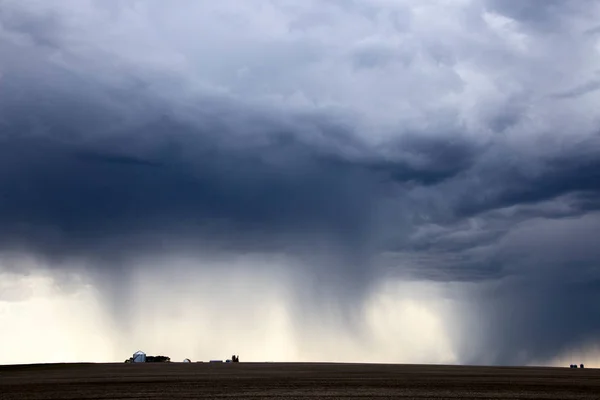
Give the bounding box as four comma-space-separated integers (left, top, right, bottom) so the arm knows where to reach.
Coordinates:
1, 0, 600, 365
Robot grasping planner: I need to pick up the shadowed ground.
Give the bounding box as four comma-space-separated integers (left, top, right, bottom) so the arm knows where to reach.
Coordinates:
1, 362, 599, 399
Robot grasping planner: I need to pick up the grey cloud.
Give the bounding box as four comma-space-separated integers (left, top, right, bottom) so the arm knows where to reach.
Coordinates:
0, 4, 63, 48
363, 135, 479, 185
484, 0, 593, 30
585, 25, 600, 35
410, 136, 600, 221
552, 80, 600, 99
351, 45, 397, 70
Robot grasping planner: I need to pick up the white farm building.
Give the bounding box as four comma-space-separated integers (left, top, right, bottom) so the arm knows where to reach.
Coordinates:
132, 351, 146, 363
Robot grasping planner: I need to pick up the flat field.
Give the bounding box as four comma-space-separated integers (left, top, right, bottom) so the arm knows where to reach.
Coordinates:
1, 362, 599, 399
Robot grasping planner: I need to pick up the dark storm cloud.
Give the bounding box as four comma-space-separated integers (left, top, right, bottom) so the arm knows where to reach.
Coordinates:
384, 133, 600, 276
0, 64, 477, 279
0, 59, 479, 329
453, 139, 600, 217
2, 0, 600, 366
365, 135, 479, 185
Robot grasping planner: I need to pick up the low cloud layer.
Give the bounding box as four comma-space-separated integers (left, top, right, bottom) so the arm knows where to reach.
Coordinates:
1, 0, 600, 365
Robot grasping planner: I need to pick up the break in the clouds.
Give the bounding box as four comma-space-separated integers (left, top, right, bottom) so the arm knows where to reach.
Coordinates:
1, 0, 600, 366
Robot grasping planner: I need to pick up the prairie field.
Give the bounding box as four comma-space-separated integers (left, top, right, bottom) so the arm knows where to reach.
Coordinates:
1, 362, 599, 399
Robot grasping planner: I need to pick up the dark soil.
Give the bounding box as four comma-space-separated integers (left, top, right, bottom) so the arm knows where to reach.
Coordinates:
1, 362, 598, 399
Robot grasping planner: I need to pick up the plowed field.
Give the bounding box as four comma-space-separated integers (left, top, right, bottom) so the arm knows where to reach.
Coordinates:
1, 362, 598, 399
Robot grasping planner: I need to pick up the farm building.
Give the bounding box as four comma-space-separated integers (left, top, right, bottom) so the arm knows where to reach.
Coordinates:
125, 351, 170, 363
132, 351, 146, 363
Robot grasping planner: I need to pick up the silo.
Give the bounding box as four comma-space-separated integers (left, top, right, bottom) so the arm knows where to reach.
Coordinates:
132, 350, 147, 363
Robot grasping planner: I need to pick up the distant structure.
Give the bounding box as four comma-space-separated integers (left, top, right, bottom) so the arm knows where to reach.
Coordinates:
183, 358, 191, 363
132, 351, 146, 363
232, 355, 240, 363
580, 364, 585, 369
146, 355, 171, 363
125, 351, 170, 363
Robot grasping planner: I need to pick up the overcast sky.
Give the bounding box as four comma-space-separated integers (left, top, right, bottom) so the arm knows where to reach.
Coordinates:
1, 0, 600, 366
